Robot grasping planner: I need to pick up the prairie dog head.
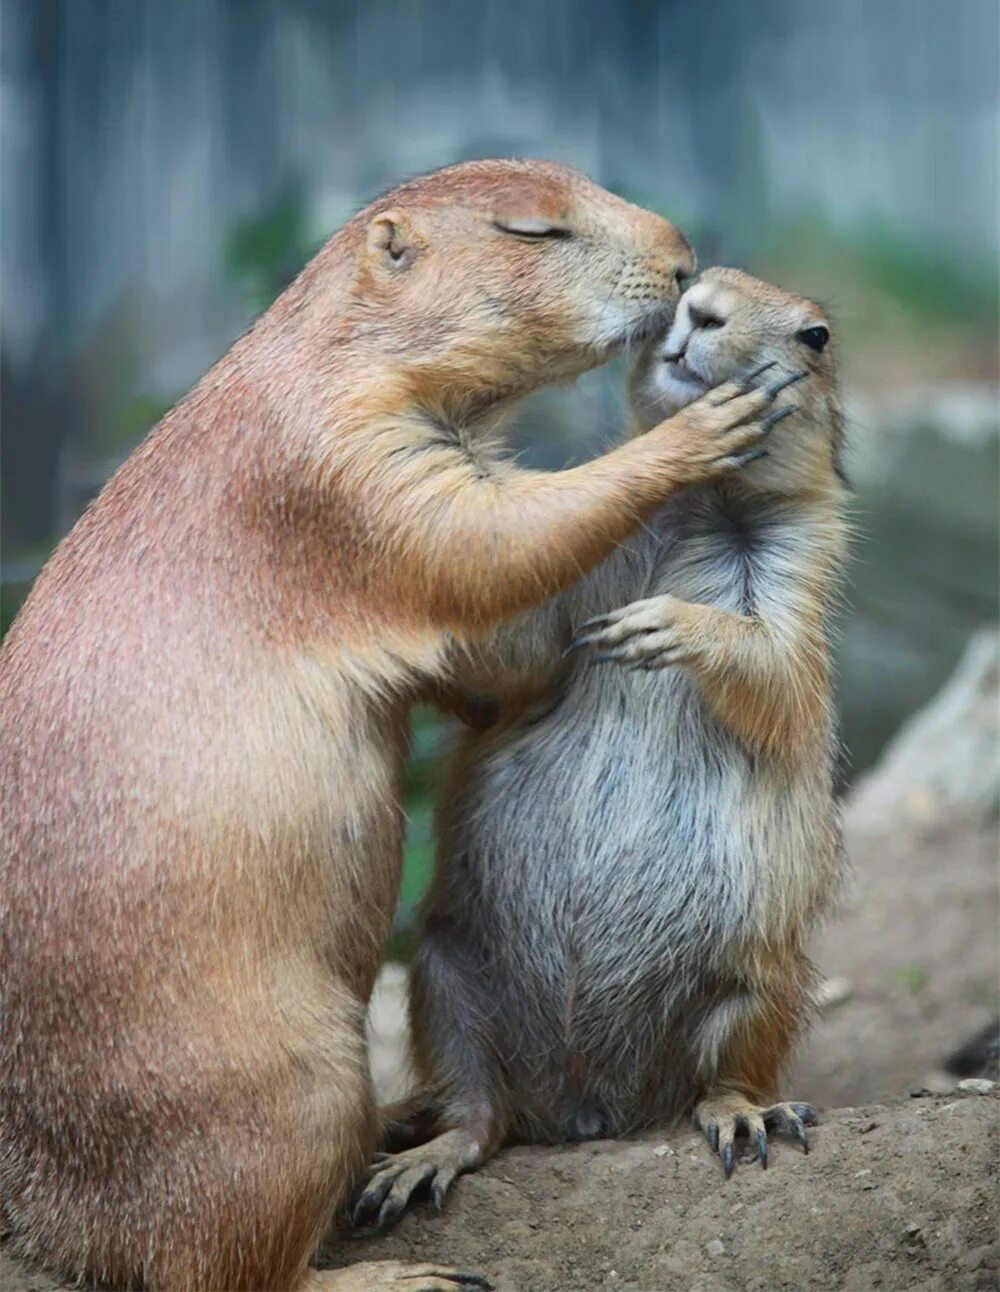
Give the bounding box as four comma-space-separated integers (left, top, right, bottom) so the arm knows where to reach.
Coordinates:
347, 159, 695, 413
630, 267, 843, 484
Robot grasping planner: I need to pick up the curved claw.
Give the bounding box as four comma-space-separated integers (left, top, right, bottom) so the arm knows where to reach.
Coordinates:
764, 369, 808, 398
761, 405, 798, 432
763, 1102, 817, 1155
730, 447, 769, 468
707, 1122, 720, 1153
574, 612, 615, 639
383, 1163, 436, 1231
722, 1141, 735, 1179
738, 359, 778, 390
350, 1169, 401, 1230
756, 1128, 768, 1169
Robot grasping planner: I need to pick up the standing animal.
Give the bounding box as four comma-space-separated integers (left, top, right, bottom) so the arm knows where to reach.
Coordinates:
355, 267, 847, 1232
0, 164, 784, 1292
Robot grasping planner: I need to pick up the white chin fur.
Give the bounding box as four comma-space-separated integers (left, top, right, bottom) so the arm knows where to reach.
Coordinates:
657, 369, 708, 409
635, 369, 707, 430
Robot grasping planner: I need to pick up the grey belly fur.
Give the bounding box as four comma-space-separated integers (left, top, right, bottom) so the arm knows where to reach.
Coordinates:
434, 490, 837, 1142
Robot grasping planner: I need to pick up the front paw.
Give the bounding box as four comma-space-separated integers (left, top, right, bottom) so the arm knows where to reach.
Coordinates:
650, 362, 805, 486
570, 595, 700, 670
349, 1129, 483, 1235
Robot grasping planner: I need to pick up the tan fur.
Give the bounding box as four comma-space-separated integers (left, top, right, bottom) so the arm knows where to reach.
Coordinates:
0, 163, 796, 1291
361, 268, 847, 1218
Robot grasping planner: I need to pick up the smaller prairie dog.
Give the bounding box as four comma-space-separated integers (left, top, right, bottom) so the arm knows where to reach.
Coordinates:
355, 268, 847, 1232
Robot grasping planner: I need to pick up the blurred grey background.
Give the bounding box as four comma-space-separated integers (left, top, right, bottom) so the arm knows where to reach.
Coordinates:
2, 0, 997, 906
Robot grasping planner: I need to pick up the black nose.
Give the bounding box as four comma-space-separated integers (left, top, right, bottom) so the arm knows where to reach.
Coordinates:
688, 303, 724, 330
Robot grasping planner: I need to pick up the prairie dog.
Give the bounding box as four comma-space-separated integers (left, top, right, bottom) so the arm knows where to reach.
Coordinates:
0, 164, 790, 1292
356, 268, 847, 1230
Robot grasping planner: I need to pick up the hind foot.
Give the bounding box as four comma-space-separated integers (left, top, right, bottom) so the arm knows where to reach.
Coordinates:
306, 1262, 491, 1291
350, 1129, 486, 1235
695, 1090, 818, 1179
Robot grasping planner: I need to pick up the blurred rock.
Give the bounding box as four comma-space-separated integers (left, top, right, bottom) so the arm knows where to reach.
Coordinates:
956, 1078, 997, 1094
837, 382, 999, 779
848, 627, 999, 828
795, 628, 999, 1107
815, 975, 854, 1011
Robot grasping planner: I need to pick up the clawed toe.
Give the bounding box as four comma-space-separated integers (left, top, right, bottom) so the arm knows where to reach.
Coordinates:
573, 611, 616, 640
351, 1161, 439, 1235
698, 1098, 818, 1178
763, 369, 808, 398
761, 405, 798, 432
763, 1101, 817, 1154
736, 359, 777, 391
350, 1133, 481, 1235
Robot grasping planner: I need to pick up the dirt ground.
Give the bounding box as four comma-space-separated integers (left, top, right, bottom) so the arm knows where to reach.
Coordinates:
330, 1092, 999, 1292
793, 813, 998, 1109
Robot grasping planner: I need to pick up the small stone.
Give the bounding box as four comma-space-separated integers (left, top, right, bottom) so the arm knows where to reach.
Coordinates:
816, 975, 854, 1009
909, 1085, 932, 1098
860, 1120, 879, 1133
854, 1168, 873, 1178
957, 1078, 996, 1095
705, 1239, 725, 1258
653, 1143, 674, 1157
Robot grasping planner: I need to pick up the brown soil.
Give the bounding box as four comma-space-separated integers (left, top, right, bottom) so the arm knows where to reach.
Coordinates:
793, 813, 999, 1109
329, 1093, 999, 1292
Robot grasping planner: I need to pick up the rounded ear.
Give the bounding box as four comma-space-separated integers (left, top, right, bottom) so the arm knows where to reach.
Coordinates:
367, 208, 417, 269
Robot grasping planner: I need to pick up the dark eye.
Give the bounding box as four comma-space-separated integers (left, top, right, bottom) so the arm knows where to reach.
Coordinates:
492, 218, 571, 240
797, 325, 830, 352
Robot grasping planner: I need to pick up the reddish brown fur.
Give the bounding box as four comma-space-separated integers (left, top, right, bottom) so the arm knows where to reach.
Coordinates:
0, 161, 783, 1291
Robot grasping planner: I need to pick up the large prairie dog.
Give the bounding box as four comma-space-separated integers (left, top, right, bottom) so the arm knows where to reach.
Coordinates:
0, 165, 789, 1292
356, 267, 847, 1230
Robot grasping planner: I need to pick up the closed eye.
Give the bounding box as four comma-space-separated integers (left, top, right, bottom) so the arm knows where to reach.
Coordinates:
492, 217, 572, 240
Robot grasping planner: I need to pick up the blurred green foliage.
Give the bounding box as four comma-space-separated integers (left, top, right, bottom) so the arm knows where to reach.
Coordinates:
95, 393, 176, 459
225, 184, 319, 311
1, 585, 25, 638
388, 708, 446, 955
